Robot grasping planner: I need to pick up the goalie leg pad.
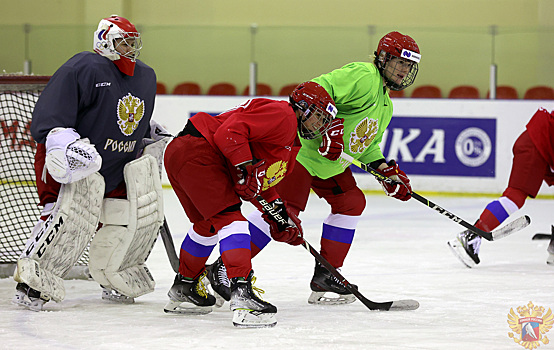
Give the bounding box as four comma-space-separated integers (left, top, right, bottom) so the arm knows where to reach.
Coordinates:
89, 155, 163, 298
15, 172, 104, 301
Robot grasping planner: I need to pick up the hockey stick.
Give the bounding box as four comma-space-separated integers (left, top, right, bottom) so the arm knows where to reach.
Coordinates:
159, 218, 180, 273
340, 152, 532, 242
256, 195, 419, 311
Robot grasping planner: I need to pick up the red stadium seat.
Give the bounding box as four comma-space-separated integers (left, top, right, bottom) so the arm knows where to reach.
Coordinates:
242, 83, 273, 96
173, 82, 202, 95
486, 85, 518, 99
411, 85, 442, 98
278, 83, 299, 96
207, 82, 237, 96
523, 86, 554, 100
156, 82, 167, 94
448, 85, 480, 99
388, 89, 405, 98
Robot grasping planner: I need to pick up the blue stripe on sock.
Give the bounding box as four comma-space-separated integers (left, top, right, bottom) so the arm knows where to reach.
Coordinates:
484, 200, 510, 223
322, 223, 355, 244
249, 222, 271, 251
181, 235, 215, 258
219, 233, 251, 254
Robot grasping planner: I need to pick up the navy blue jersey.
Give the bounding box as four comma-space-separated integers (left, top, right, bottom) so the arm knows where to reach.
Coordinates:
31, 52, 157, 193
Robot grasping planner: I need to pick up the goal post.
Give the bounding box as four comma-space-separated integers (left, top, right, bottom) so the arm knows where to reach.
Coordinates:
0, 75, 89, 279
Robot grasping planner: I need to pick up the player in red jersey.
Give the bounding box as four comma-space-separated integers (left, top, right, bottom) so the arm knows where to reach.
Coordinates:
448, 107, 554, 267
162, 82, 337, 327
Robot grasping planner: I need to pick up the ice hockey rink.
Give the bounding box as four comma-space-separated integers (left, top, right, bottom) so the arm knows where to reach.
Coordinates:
1, 189, 553, 350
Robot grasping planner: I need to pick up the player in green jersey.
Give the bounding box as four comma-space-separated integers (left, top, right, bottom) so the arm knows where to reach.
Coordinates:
206, 31, 421, 306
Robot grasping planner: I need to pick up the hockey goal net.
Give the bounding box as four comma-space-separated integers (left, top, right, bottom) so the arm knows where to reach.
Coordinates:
0, 75, 89, 279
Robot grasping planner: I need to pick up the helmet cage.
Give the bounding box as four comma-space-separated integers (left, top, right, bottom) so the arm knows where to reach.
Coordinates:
297, 103, 334, 140
377, 52, 419, 91
93, 17, 142, 62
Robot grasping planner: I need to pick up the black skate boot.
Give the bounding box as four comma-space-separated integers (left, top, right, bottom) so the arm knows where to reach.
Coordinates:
164, 271, 216, 315
308, 261, 357, 305
447, 229, 481, 268
12, 282, 49, 311
205, 257, 231, 307
230, 270, 277, 328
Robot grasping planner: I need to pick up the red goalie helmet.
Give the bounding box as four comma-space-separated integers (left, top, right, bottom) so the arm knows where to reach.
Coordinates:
289, 82, 337, 140
375, 31, 421, 91
93, 15, 142, 76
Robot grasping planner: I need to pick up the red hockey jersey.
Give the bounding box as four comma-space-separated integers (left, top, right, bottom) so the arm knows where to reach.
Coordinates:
191, 98, 301, 199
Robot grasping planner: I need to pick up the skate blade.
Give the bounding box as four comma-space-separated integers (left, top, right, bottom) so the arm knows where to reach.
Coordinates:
232, 309, 277, 328
307, 291, 356, 305
447, 239, 476, 268
163, 299, 213, 315
102, 292, 135, 304
12, 293, 46, 312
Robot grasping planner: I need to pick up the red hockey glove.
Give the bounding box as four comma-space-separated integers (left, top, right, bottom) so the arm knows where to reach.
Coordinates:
377, 160, 412, 201
235, 160, 267, 201
318, 118, 344, 161
261, 199, 304, 246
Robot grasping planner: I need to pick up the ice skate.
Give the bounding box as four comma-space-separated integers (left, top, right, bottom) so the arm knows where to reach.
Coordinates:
12, 282, 49, 312
164, 272, 216, 315
308, 261, 356, 305
101, 286, 135, 304
547, 229, 554, 266
447, 229, 481, 268
230, 270, 277, 328
205, 257, 230, 307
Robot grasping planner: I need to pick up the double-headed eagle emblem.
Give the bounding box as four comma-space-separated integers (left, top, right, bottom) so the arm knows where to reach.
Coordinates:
117, 93, 144, 136
508, 302, 553, 349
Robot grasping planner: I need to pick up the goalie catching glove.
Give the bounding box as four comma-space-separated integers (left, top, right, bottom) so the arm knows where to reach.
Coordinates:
377, 160, 412, 201
261, 199, 303, 246
45, 127, 102, 184
234, 160, 267, 201
318, 118, 344, 161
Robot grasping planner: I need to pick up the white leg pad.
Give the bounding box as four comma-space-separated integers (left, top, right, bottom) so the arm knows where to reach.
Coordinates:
14, 258, 64, 302
89, 155, 163, 298
15, 172, 104, 301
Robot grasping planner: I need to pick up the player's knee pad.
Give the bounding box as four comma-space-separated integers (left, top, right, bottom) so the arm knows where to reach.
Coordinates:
326, 186, 366, 216
14, 172, 105, 302
88, 154, 163, 298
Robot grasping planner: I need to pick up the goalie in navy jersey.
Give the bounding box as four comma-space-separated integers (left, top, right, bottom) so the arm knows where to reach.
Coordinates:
162, 82, 337, 327
13, 15, 168, 311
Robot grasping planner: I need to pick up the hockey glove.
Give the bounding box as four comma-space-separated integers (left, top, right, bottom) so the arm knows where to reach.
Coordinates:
261, 199, 304, 246
377, 160, 412, 201
318, 118, 344, 161
234, 160, 267, 201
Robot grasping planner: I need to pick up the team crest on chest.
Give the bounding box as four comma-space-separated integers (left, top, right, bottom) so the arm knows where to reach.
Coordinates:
117, 93, 145, 136
349, 118, 379, 153
262, 160, 288, 191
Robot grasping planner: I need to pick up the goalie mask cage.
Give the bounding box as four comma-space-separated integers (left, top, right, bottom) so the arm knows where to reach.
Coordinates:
0, 76, 90, 279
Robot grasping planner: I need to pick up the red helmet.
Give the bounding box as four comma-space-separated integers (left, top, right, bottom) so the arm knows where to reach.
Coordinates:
375, 31, 421, 91
289, 81, 337, 140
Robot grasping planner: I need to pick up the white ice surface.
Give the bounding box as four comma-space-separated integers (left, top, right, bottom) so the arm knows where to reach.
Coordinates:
1, 189, 553, 350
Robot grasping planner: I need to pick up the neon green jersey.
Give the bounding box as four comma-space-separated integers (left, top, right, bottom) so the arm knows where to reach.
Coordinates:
297, 62, 393, 179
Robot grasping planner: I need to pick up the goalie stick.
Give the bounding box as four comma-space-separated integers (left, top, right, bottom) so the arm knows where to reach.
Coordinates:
340, 152, 530, 241
159, 218, 180, 273
256, 196, 419, 311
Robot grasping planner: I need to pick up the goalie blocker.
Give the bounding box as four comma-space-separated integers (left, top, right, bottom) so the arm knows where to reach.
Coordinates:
14, 153, 164, 308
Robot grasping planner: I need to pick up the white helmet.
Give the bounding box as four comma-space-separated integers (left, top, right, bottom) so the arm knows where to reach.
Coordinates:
93, 15, 142, 62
